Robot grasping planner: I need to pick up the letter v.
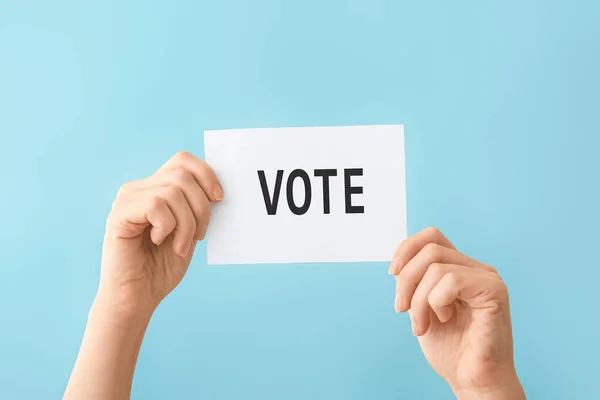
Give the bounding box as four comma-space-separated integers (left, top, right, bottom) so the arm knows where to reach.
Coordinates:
257, 170, 284, 215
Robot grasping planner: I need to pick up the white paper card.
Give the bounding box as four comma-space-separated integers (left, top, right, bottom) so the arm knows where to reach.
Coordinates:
204, 125, 406, 265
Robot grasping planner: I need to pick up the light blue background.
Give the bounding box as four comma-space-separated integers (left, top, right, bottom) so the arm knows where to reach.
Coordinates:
1, 1, 599, 399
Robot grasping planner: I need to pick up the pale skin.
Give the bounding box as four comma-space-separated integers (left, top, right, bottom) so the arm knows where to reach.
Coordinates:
63, 151, 525, 400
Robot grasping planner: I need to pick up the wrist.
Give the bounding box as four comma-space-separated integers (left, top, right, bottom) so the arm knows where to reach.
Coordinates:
453, 374, 525, 400
91, 286, 156, 328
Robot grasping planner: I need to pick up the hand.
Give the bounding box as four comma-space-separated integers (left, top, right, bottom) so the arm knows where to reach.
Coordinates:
389, 227, 525, 400
99, 151, 223, 319
65, 152, 223, 400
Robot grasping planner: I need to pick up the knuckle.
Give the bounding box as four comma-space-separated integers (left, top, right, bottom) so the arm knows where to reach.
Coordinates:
110, 195, 123, 210
105, 211, 130, 238
149, 195, 164, 209
171, 167, 193, 186
422, 242, 442, 260
486, 264, 499, 274
173, 151, 192, 163
423, 226, 442, 239
105, 212, 118, 230
164, 185, 183, 200
445, 271, 461, 287
494, 277, 509, 296
428, 262, 446, 278
199, 159, 212, 174
427, 291, 439, 307
117, 182, 133, 197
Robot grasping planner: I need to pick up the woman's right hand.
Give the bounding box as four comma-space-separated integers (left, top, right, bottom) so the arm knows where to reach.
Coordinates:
98, 151, 223, 319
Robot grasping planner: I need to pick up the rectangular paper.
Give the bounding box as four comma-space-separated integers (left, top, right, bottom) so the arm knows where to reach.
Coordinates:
204, 125, 406, 265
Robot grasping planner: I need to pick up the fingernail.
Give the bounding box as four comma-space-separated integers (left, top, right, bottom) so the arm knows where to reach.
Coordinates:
179, 242, 191, 257
213, 184, 224, 201
186, 240, 196, 255
411, 316, 419, 336
388, 256, 400, 275
394, 293, 402, 312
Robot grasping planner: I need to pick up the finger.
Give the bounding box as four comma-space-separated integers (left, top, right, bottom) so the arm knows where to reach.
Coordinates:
193, 189, 211, 240
157, 151, 224, 202
389, 227, 455, 275
428, 270, 508, 322
107, 196, 176, 246
406, 263, 478, 336
163, 168, 210, 240
156, 186, 197, 256
117, 169, 211, 240
395, 243, 494, 312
